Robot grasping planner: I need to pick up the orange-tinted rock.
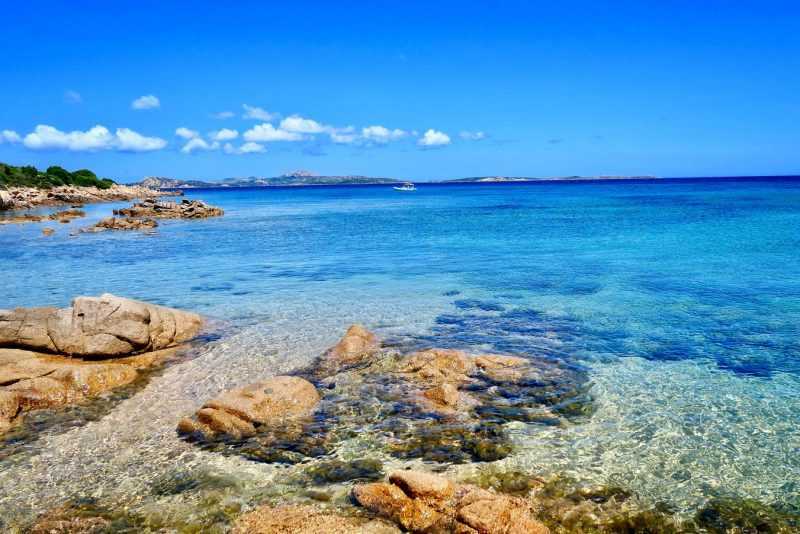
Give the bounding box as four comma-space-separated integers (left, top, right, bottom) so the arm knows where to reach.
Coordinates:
48, 363, 137, 398
323, 324, 379, 369
179, 376, 320, 439
423, 382, 460, 408
205, 376, 319, 425
8, 376, 69, 410
389, 470, 455, 501
352, 482, 441, 532
474, 354, 528, 382
196, 407, 256, 439
0, 390, 21, 432
397, 349, 475, 383
353, 472, 550, 534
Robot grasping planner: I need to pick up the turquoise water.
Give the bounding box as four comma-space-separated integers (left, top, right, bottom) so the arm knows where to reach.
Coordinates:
1, 179, 799, 522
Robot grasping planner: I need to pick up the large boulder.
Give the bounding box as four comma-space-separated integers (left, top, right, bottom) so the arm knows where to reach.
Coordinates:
352, 471, 550, 534
0, 294, 203, 357
178, 376, 320, 440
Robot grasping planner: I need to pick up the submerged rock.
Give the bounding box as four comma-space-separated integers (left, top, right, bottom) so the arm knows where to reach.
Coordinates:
0, 293, 203, 357
352, 470, 550, 534
0, 346, 188, 434
232, 504, 399, 534
180, 325, 591, 467
178, 376, 320, 441
114, 198, 223, 219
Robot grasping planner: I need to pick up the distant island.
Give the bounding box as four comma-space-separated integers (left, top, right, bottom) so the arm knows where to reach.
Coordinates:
136, 172, 664, 189
444, 175, 659, 183
138, 171, 401, 189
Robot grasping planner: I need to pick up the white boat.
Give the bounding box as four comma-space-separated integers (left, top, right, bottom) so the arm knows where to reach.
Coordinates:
393, 181, 417, 191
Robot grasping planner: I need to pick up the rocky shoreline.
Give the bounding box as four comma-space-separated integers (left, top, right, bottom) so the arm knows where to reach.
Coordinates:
2, 299, 798, 533
0, 294, 203, 434
0, 184, 178, 212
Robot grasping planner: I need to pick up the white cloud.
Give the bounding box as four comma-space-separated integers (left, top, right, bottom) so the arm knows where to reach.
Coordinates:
212, 111, 235, 119
459, 131, 486, 141
24, 125, 114, 151
64, 90, 82, 104
0, 130, 21, 144
175, 127, 199, 139
211, 128, 239, 141
181, 138, 219, 154
280, 115, 329, 134
22, 124, 166, 152
418, 129, 451, 147
242, 104, 278, 121
238, 142, 266, 154
362, 125, 407, 144
131, 95, 160, 110
115, 128, 168, 152
243, 123, 304, 142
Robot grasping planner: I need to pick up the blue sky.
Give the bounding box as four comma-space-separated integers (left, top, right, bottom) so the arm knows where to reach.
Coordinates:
1, 1, 798, 182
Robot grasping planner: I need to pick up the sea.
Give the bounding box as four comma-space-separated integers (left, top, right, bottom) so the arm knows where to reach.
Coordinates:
1, 177, 799, 528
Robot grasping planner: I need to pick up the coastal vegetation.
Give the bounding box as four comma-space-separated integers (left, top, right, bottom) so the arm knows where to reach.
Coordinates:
0, 162, 115, 189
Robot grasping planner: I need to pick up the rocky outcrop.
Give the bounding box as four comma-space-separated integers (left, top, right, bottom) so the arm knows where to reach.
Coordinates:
232, 504, 399, 534
114, 198, 223, 219
180, 325, 590, 466
177, 376, 320, 440
0, 293, 203, 357
352, 471, 549, 534
2, 184, 174, 211
82, 216, 158, 232
314, 324, 380, 376
0, 349, 143, 433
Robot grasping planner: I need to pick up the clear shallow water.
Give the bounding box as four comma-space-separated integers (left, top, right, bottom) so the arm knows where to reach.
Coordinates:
1, 179, 799, 525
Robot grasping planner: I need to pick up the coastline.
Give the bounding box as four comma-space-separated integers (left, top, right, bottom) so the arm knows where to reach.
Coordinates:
0, 184, 177, 212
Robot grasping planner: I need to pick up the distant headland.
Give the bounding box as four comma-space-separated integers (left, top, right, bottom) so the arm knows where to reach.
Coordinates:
134, 171, 660, 189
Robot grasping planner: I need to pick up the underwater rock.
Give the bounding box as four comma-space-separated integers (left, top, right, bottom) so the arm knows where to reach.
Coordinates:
0, 348, 142, 430
181, 328, 590, 467
232, 503, 400, 534
113, 198, 223, 219
352, 470, 549, 534
178, 376, 320, 440
397, 348, 476, 384
0, 293, 203, 357
42, 227, 54, 236
0, 390, 21, 433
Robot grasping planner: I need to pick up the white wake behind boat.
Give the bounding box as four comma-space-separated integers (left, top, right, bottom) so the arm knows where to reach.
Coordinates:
393, 182, 417, 191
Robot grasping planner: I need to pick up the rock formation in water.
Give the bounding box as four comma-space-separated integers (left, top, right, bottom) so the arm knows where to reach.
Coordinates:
178, 325, 590, 466
113, 198, 223, 219
352, 470, 550, 534
82, 216, 159, 232
0, 294, 203, 433
177, 376, 320, 440
0, 293, 202, 357
0, 208, 85, 225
